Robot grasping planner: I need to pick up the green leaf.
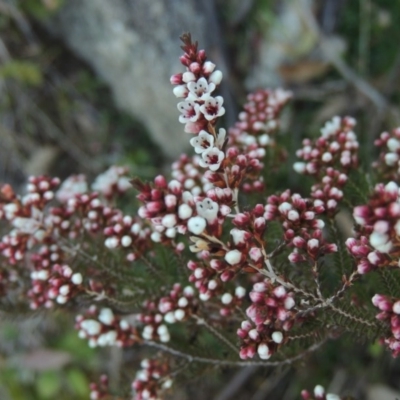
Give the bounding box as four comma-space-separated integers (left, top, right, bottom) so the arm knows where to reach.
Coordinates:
36, 370, 61, 399
66, 368, 89, 397
0, 61, 43, 86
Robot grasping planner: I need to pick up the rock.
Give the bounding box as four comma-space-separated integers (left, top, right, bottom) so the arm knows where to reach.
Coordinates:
47, 0, 233, 159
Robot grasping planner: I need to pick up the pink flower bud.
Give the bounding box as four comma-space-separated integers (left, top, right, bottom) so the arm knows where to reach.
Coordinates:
293, 236, 306, 248
372, 294, 392, 311
254, 217, 266, 232
210, 259, 224, 271
233, 213, 250, 227
249, 291, 264, 304
203, 61, 216, 74
170, 73, 183, 85
221, 270, 235, 282
189, 62, 201, 73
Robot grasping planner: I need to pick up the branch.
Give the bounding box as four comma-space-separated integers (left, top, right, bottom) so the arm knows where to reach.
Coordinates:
144, 338, 327, 367
297, 0, 388, 111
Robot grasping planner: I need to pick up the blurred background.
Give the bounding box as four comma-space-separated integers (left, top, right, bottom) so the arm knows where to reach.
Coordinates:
1, 0, 400, 399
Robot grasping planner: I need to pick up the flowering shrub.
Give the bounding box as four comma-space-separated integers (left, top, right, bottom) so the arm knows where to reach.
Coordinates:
1, 33, 400, 399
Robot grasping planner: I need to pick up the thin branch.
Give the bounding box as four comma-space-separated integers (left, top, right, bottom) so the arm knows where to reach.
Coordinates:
193, 315, 238, 354
144, 338, 327, 367
297, 0, 388, 112
327, 303, 377, 328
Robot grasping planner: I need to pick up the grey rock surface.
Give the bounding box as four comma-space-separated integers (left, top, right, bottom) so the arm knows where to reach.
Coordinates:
48, 0, 232, 159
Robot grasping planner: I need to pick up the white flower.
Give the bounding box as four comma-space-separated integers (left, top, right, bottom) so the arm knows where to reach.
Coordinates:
187, 77, 216, 100
258, 134, 270, 146
271, 331, 283, 344
56, 174, 88, 203
326, 394, 341, 400
388, 138, 400, 152
203, 61, 216, 74
91, 166, 130, 196
12, 214, 43, 235
173, 85, 188, 98
99, 308, 114, 325
199, 96, 225, 121
71, 273, 83, 285
216, 128, 226, 149
187, 216, 207, 235
177, 100, 201, 124
230, 228, 247, 245
225, 249, 242, 265
121, 235, 132, 247
321, 116, 341, 138
189, 236, 209, 252
221, 293, 233, 304
190, 131, 214, 154
314, 385, 326, 397
385, 153, 399, 166
278, 202, 292, 213
81, 320, 101, 335
162, 214, 177, 228
196, 198, 219, 223
178, 204, 193, 220
182, 71, 196, 83
199, 147, 225, 171
369, 231, 392, 253
235, 287, 246, 298
209, 70, 223, 85
257, 343, 271, 359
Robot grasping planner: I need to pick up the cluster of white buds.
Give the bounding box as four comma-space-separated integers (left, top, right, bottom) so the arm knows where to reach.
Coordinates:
29, 259, 83, 309
132, 358, 173, 400
346, 181, 400, 273
103, 213, 151, 261
219, 286, 246, 316
56, 174, 88, 203
265, 190, 337, 262
171, 154, 211, 195
238, 279, 296, 360
0, 177, 60, 264
91, 165, 132, 199
293, 116, 358, 213
229, 88, 291, 149
374, 127, 400, 180
138, 284, 196, 343
372, 294, 400, 357
76, 306, 139, 348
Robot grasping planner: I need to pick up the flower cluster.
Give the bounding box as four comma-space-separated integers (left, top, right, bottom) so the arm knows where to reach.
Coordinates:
135, 174, 234, 248
265, 190, 337, 262
103, 213, 151, 261
229, 88, 292, 148
76, 306, 139, 348
0, 176, 60, 265
372, 294, 400, 357
89, 375, 111, 400
237, 279, 296, 360
3, 33, 400, 400
227, 88, 291, 193
301, 385, 341, 400
374, 127, 400, 180
132, 358, 172, 400
138, 284, 196, 343
171, 33, 226, 172
346, 181, 400, 274
29, 255, 83, 309
294, 116, 358, 214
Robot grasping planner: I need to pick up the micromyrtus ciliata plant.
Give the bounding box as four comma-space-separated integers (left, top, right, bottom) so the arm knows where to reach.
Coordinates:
1, 33, 400, 400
